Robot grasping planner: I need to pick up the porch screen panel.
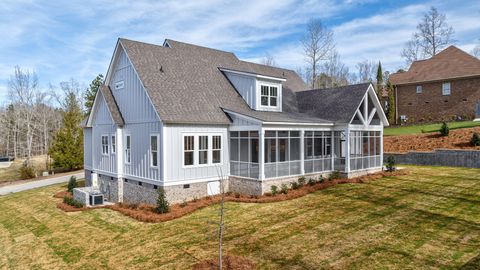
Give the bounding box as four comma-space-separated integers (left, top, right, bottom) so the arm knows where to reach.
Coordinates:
264, 131, 302, 178
349, 131, 381, 171
230, 131, 259, 179
304, 131, 332, 174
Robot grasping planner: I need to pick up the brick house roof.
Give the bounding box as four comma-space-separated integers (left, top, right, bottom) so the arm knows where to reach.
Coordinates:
390, 46, 480, 85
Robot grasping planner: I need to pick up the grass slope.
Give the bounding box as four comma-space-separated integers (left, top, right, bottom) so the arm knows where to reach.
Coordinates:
384, 121, 480, 136
1, 166, 480, 269
0, 155, 49, 183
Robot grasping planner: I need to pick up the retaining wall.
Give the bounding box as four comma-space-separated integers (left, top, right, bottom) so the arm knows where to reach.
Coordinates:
384, 149, 480, 168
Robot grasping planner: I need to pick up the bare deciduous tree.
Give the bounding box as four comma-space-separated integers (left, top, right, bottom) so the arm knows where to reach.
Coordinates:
260, 53, 277, 67
472, 41, 480, 58
356, 60, 376, 83
302, 19, 335, 89
8, 66, 39, 164
402, 6, 454, 65
318, 50, 350, 88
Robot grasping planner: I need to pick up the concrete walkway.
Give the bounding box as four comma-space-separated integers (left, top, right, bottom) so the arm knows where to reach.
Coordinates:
0, 172, 84, 196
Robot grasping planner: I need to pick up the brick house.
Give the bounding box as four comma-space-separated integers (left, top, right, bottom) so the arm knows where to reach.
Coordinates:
390, 46, 480, 124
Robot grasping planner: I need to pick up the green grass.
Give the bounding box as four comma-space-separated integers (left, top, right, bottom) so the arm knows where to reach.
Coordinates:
0, 155, 49, 183
1, 166, 480, 269
384, 121, 480, 136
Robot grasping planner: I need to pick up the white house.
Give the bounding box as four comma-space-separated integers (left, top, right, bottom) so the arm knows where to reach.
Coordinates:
82, 38, 389, 204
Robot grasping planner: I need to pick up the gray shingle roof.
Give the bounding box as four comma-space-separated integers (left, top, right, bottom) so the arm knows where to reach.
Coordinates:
100, 85, 125, 126
118, 38, 366, 125
296, 83, 371, 123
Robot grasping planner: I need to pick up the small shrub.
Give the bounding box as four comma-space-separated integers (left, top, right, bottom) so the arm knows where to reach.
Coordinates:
179, 200, 187, 208
63, 196, 84, 208
155, 188, 170, 214
471, 133, 480, 146
271, 185, 278, 196
298, 176, 306, 186
280, 184, 289, 194
440, 122, 449, 136
291, 182, 300, 190
67, 176, 78, 192
192, 197, 198, 202
307, 178, 316, 186
265, 192, 272, 197
19, 164, 36, 179
329, 171, 340, 181
385, 156, 396, 172
318, 176, 325, 183
234, 192, 241, 198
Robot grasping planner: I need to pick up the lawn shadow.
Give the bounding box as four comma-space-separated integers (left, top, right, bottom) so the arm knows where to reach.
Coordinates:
459, 253, 480, 270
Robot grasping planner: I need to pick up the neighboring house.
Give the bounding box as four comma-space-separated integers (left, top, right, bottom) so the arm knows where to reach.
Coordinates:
390, 46, 480, 124
82, 38, 388, 204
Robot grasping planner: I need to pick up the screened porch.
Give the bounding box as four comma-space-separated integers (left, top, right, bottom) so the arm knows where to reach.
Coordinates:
229, 129, 383, 180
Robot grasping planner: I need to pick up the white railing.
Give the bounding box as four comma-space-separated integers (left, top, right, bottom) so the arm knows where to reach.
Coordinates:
349, 155, 382, 171
230, 161, 259, 179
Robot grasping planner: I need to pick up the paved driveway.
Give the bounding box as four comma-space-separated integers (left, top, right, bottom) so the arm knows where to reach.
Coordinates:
0, 162, 12, 169
0, 172, 84, 196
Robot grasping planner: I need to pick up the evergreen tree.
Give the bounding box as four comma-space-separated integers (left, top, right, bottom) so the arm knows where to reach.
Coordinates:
84, 74, 104, 114
386, 81, 396, 124
376, 61, 383, 95
49, 92, 84, 170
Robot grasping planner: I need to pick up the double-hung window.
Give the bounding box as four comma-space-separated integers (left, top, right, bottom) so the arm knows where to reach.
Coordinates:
416, 85, 422, 93
199, 136, 208, 165
442, 82, 451, 95
150, 135, 158, 167
212, 136, 221, 164
125, 135, 131, 164
184, 136, 194, 166
184, 134, 222, 166
101, 135, 109, 155
111, 135, 116, 154
260, 85, 278, 107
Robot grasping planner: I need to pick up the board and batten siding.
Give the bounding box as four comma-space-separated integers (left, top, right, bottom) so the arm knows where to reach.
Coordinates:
108, 47, 159, 124
228, 113, 261, 130
83, 128, 92, 169
224, 72, 256, 109
164, 124, 229, 184
91, 92, 117, 173
123, 121, 163, 182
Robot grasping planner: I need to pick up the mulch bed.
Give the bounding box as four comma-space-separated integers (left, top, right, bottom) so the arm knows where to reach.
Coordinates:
53, 191, 105, 213
106, 170, 408, 223
384, 126, 480, 153
193, 255, 256, 270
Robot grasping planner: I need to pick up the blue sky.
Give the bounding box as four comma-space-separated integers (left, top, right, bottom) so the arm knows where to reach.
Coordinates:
0, 0, 479, 104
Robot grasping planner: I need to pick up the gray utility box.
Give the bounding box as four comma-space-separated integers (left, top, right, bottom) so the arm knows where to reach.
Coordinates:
89, 193, 104, 206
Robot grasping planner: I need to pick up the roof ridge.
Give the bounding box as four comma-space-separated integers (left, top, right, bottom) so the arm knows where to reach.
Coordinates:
165, 39, 238, 58
296, 82, 371, 93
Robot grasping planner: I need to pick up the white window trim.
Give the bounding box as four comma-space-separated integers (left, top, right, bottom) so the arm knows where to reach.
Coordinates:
182, 133, 223, 168
442, 82, 451, 96
260, 84, 279, 108
101, 135, 109, 155
111, 134, 116, 154
150, 134, 159, 168
416, 85, 422, 93
257, 81, 282, 111
125, 134, 131, 164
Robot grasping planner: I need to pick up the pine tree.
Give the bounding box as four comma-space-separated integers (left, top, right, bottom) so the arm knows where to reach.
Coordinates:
386, 81, 396, 124
49, 92, 84, 170
84, 74, 104, 114
376, 61, 383, 95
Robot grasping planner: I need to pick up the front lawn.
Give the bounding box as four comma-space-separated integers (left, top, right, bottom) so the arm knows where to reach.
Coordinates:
384, 120, 480, 136
1, 166, 480, 269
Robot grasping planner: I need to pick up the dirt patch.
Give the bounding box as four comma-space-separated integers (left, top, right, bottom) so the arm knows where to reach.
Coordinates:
193, 255, 256, 270
107, 170, 408, 223
384, 126, 480, 153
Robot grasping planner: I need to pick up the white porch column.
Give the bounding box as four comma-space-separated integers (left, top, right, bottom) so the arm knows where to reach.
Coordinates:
259, 129, 265, 180
345, 128, 350, 173
116, 126, 124, 202
300, 130, 305, 175
331, 130, 335, 171
380, 129, 384, 170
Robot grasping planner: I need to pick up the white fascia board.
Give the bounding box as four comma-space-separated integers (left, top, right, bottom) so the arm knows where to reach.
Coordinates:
223, 109, 333, 127
219, 68, 287, 82
367, 84, 390, 126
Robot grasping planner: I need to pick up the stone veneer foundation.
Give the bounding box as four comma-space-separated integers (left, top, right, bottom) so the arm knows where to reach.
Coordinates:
83, 168, 381, 205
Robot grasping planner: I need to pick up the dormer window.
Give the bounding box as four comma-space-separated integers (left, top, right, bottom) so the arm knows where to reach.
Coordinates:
260, 85, 278, 107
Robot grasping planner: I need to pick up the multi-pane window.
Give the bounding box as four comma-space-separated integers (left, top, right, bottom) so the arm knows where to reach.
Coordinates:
416, 85, 422, 93
150, 135, 158, 167
184, 136, 194, 166
260, 85, 278, 107
199, 136, 208, 165
442, 82, 451, 95
125, 135, 131, 164
111, 135, 116, 154
212, 136, 221, 164
101, 135, 109, 155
